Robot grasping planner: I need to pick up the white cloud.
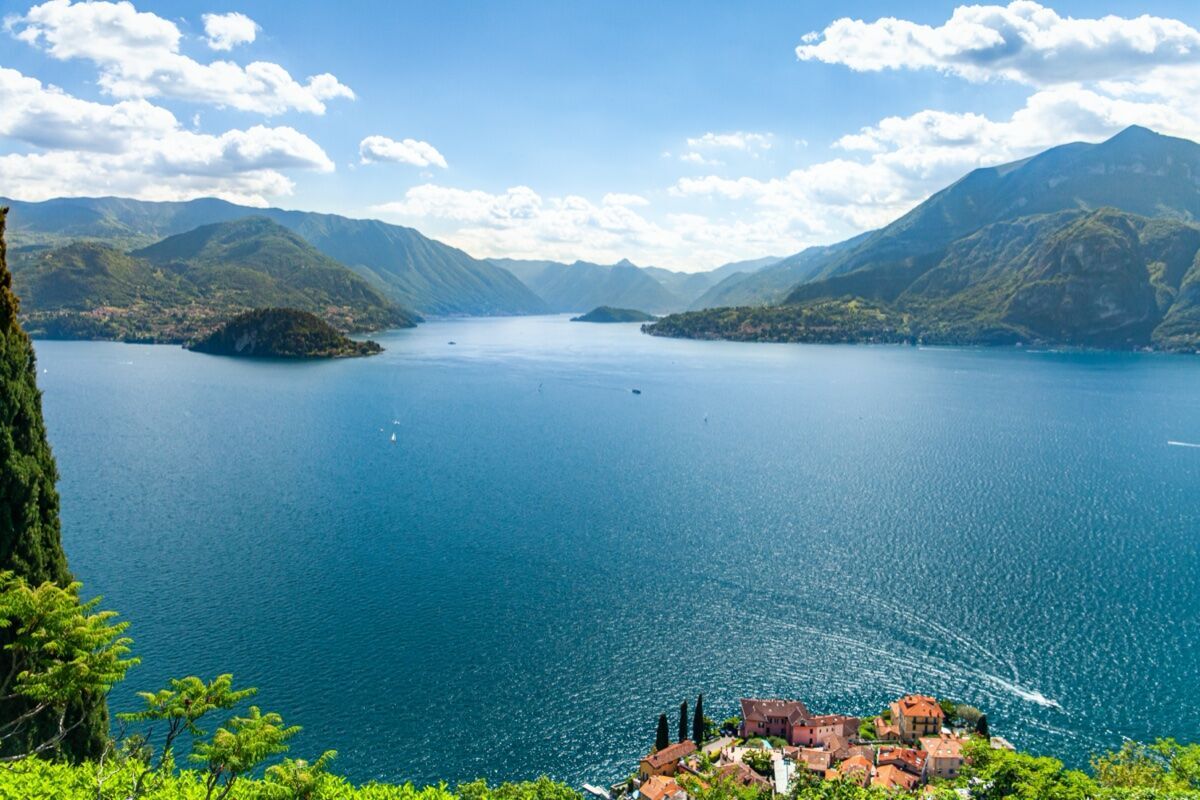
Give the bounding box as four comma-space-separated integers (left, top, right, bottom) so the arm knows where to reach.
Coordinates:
202, 11, 257, 51
0, 66, 333, 205
796, 2, 1200, 86
358, 135, 447, 168
686, 131, 772, 151
680, 151, 723, 166
602, 193, 649, 207
371, 184, 823, 270
9, 0, 353, 114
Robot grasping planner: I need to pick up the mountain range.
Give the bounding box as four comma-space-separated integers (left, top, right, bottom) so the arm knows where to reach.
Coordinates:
492, 255, 780, 312
13, 217, 416, 342
647, 126, 1200, 352
1, 196, 546, 317
2, 194, 779, 324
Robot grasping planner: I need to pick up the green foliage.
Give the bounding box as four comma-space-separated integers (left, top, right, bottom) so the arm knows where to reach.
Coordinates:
263, 749, 338, 799
655, 714, 670, 751
1092, 739, 1200, 793
645, 298, 913, 345
0, 573, 135, 759
741, 749, 773, 775
457, 777, 582, 800
186, 308, 383, 359
0, 755, 466, 799
961, 737, 1098, 800
955, 705, 983, 728
975, 714, 990, 740
678, 702, 688, 743
0, 208, 70, 588
192, 706, 300, 800
938, 699, 957, 720
119, 673, 258, 777
692, 695, 705, 745
0, 209, 108, 760
720, 717, 740, 736
681, 771, 770, 800
856, 719, 877, 740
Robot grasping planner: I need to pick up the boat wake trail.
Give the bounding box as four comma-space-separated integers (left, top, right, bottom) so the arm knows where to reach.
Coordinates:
1168, 440, 1200, 448
982, 675, 1063, 709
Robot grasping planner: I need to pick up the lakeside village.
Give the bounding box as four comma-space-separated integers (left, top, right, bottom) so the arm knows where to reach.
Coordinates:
589, 695, 1014, 800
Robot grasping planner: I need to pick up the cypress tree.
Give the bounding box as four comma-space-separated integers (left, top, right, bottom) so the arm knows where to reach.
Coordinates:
655, 713, 670, 751
692, 694, 705, 744
678, 701, 688, 742
0, 208, 107, 759
975, 714, 990, 740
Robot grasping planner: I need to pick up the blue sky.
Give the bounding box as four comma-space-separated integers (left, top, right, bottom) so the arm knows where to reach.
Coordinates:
3, 1, 1200, 270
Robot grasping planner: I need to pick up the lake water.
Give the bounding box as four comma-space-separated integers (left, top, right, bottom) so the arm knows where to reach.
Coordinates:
33, 315, 1200, 785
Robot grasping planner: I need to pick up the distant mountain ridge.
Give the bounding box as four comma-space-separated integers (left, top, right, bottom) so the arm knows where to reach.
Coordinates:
647, 127, 1200, 351
493, 254, 781, 312
1, 196, 546, 316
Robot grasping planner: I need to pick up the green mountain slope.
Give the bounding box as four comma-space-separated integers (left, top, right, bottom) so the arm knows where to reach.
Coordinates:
15, 218, 416, 342
651, 127, 1200, 351
688, 236, 870, 310
0, 197, 545, 316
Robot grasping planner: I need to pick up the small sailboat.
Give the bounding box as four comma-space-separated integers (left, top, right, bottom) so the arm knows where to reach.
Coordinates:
390, 432, 397, 444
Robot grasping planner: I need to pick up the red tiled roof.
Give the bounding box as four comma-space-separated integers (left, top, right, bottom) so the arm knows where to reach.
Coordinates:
893, 695, 944, 719
739, 698, 811, 725
642, 741, 697, 770
640, 775, 684, 800
873, 764, 920, 791
878, 746, 927, 776
920, 735, 965, 760
716, 762, 770, 787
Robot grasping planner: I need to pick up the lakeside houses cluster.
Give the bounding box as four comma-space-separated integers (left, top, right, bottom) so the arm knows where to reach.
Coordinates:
606, 695, 1014, 799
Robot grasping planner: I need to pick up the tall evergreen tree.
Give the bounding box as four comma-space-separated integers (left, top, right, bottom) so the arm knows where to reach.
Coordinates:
0, 208, 107, 759
678, 701, 688, 742
975, 714, 990, 740
655, 714, 670, 751
692, 694, 705, 745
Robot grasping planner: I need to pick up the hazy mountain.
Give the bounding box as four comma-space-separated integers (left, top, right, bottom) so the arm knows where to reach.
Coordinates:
650, 127, 1200, 351
495, 254, 780, 312
687, 238, 870, 310
14, 217, 415, 342
0, 196, 545, 316
493, 258, 680, 312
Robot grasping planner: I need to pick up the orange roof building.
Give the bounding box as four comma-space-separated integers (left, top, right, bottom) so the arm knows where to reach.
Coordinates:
920, 734, 967, 781
639, 741, 697, 779
890, 695, 944, 742
639, 775, 687, 800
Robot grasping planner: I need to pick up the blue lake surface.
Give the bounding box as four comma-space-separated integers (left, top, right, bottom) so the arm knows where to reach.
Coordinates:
32, 315, 1200, 785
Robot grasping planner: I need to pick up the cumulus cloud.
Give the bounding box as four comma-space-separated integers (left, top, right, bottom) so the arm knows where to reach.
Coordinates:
9, 0, 353, 114
0, 66, 333, 204
796, 1, 1200, 86
359, 135, 447, 168
371, 184, 823, 269
202, 11, 256, 51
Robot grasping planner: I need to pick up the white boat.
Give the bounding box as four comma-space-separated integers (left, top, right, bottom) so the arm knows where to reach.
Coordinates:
390, 432, 397, 443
